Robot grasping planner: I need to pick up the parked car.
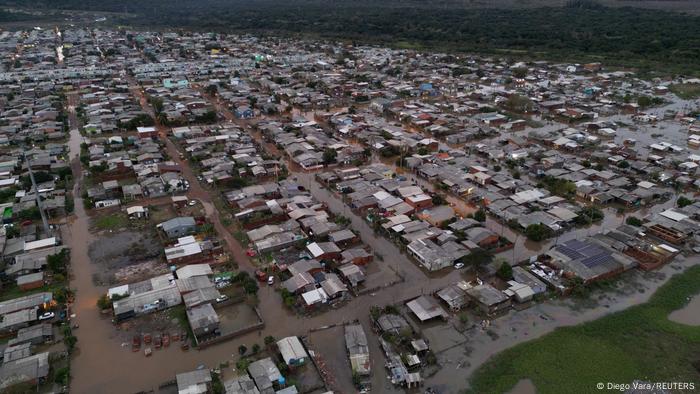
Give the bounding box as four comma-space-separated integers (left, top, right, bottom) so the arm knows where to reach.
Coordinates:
188, 200, 197, 206
38, 312, 55, 321
453, 262, 465, 269
215, 281, 230, 289
216, 295, 229, 303
255, 270, 267, 282
267, 276, 275, 285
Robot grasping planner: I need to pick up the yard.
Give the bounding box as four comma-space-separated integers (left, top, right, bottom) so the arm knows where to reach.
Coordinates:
92, 212, 130, 231
467, 265, 700, 394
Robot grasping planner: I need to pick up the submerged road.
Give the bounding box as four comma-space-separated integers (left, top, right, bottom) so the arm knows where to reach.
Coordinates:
65, 79, 700, 394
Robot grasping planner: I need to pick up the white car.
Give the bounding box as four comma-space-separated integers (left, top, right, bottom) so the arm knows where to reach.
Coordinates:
453, 262, 465, 269
39, 312, 55, 321
216, 295, 229, 303
267, 276, 275, 285
188, 200, 197, 206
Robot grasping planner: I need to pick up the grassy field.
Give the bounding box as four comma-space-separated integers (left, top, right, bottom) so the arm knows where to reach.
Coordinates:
670, 84, 700, 100
93, 212, 129, 231
467, 265, 700, 394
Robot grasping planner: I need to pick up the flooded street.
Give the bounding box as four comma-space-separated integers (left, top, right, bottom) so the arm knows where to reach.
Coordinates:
63, 85, 700, 393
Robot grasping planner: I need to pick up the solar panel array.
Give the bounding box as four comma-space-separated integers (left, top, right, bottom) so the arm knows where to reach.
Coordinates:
556, 239, 612, 268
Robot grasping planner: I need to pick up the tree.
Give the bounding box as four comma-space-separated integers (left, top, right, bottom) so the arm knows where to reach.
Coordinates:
432, 194, 446, 206
505, 94, 534, 112
238, 345, 247, 355
252, 343, 261, 353
48, 249, 69, 274
322, 148, 337, 164
625, 216, 642, 226
677, 196, 694, 208
204, 84, 218, 95
64, 334, 77, 353
617, 160, 630, 169
97, 294, 111, 310
473, 208, 486, 222
524, 223, 552, 241
497, 261, 513, 280
264, 335, 276, 346
55, 366, 70, 385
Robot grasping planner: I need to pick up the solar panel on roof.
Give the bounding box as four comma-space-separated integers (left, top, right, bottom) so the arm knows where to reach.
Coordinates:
581, 252, 612, 268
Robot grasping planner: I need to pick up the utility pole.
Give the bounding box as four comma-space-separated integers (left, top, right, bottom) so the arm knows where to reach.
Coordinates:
26, 157, 51, 234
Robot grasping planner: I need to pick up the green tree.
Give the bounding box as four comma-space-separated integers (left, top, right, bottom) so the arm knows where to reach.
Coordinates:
473, 208, 486, 222
497, 261, 513, 280
97, 294, 111, 310
625, 216, 642, 226
524, 223, 552, 241
677, 196, 694, 208
238, 345, 247, 355
322, 148, 337, 164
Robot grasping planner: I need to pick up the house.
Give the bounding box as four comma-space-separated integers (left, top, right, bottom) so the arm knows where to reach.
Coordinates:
338, 263, 366, 287
340, 248, 373, 266
165, 237, 211, 265
0, 308, 38, 332
176, 369, 212, 394
17, 272, 44, 290
345, 324, 371, 376
176, 264, 213, 280
416, 205, 455, 226
306, 241, 342, 261
464, 283, 511, 315
464, 227, 499, 248
0, 292, 53, 316
0, 352, 50, 390
126, 205, 148, 219
407, 238, 468, 271
248, 358, 282, 392
224, 375, 260, 394
406, 296, 448, 322
186, 303, 220, 338
436, 285, 467, 311
8, 324, 53, 347
328, 229, 359, 247
547, 239, 637, 283
159, 216, 197, 238
320, 273, 348, 299
277, 336, 309, 367
137, 126, 157, 139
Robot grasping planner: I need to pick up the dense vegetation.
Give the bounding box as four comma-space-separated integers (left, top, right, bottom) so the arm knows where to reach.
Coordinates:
468, 265, 700, 393
6, 0, 700, 74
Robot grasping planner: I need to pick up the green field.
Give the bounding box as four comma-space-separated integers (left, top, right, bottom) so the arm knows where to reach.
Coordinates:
467, 265, 700, 394
93, 212, 129, 231
670, 84, 700, 100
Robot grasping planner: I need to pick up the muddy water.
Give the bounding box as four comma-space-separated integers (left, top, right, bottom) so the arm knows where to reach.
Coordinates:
507, 379, 537, 394
434, 257, 700, 393
668, 295, 700, 326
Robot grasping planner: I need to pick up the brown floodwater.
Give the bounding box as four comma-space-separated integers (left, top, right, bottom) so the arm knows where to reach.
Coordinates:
668, 295, 700, 326
507, 379, 537, 394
